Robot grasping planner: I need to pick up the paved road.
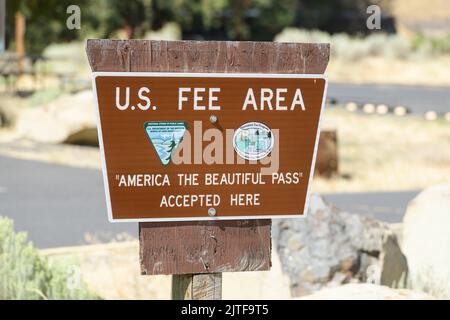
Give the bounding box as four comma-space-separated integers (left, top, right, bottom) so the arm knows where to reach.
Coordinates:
0, 155, 136, 248
322, 191, 419, 224
0, 155, 419, 248
328, 83, 450, 114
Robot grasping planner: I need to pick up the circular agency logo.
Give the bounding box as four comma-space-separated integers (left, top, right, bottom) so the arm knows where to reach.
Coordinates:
233, 121, 275, 161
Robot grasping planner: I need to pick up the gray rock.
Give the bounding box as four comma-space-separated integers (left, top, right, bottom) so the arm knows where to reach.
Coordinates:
64, 128, 99, 146
380, 232, 408, 288
327, 272, 350, 287
275, 194, 408, 297
15, 90, 97, 145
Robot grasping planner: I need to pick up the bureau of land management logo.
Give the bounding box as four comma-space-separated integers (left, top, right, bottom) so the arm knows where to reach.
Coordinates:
233, 122, 274, 161
144, 120, 276, 167
144, 121, 187, 166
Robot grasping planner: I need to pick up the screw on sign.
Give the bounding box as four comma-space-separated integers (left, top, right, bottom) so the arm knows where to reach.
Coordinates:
86, 40, 330, 300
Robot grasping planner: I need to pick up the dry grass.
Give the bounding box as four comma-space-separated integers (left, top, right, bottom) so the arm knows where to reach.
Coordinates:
275, 28, 450, 86
313, 109, 450, 193
41, 240, 437, 300
41, 241, 291, 300
393, 0, 450, 22
328, 55, 450, 86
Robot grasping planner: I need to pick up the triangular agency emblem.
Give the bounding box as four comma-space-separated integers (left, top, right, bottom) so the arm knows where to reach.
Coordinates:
144, 121, 187, 166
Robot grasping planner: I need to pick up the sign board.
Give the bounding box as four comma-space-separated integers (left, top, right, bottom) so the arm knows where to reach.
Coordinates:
92, 72, 327, 222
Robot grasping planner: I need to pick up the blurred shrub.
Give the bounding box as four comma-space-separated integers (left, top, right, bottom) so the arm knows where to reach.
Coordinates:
35, 42, 91, 77
6, 0, 448, 56
6, 0, 88, 55
0, 217, 100, 300
412, 35, 450, 57
273, 28, 450, 61
6, 0, 297, 52
105, 0, 298, 41
144, 22, 182, 41
27, 88, 64, 107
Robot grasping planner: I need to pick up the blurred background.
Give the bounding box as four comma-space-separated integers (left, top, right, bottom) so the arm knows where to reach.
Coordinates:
0, 0, 449, 300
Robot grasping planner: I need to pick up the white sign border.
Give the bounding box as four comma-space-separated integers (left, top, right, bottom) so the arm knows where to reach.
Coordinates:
91, 72, 328, 223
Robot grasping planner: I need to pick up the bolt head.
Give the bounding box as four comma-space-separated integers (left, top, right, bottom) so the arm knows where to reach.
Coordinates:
208, 208, 216, 216
209, 115, 218, 124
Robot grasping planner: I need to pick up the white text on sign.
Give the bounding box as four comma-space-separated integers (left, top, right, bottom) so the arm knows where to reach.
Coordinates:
115, 87, 307, 111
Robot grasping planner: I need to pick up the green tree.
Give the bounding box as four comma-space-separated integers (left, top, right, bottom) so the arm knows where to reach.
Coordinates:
101, 0, 153, 38
157, 0, 297, 41
4, 0, 386, 55
5, 0, 88, 55
165, 136, 177, 163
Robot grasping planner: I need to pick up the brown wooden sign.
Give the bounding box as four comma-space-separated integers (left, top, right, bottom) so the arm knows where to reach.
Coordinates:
93, 72, 327, 221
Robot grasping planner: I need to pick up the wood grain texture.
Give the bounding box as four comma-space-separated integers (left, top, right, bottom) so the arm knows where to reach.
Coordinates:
86, 40, 329, 74
172, 273, 222, 300
86, 39, 329, 276
139, 219, 271, 275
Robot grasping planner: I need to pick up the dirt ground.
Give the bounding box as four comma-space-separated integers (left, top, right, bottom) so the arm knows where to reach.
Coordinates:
41, 240, 435, 300
313, 109, 450, 193
42, 241, 291, 300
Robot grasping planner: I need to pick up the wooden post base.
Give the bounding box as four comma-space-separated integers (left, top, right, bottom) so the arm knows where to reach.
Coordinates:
172, 273, 222, 300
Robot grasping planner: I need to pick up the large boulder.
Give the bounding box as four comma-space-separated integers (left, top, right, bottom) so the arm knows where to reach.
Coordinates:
0, 94, 27, 128
275, 195, 408, 296
299, 283, 432, 300
402, 184, 450, 298
15, 90, 98, 145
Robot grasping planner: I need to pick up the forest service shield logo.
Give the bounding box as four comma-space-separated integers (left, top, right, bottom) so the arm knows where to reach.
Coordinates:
144, 121, 187, 166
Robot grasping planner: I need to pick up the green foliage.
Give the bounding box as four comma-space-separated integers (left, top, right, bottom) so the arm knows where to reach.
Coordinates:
5, 0, 298, 51
158, 0, 297, 40
28, 88, 64, 107
93, 0, 154, 39
6, 0, 89, 55
275, 28, 418, 61
412, 34, 450, 56
275, 27, 450, 61
7, 0, 447, 55
0, 217, 100, 300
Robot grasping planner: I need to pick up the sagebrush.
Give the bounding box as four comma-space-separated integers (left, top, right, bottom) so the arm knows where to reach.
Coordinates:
0, 216, 100, 300
274, 28, 450, 61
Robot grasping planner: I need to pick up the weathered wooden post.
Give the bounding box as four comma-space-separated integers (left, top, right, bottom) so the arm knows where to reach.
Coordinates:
87, 40, 329, 300
172, 273, 222, 300
15, 11, 25, 74
0, 0, 5, 53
